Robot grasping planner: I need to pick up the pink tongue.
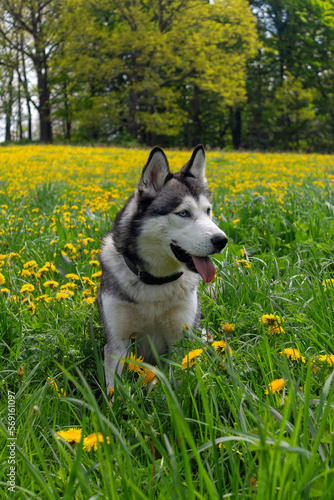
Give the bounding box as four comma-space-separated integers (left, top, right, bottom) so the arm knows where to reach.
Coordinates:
192, 256, 216, 283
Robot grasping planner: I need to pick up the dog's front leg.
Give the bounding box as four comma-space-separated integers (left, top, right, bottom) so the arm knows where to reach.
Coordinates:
104, 339, 128, 394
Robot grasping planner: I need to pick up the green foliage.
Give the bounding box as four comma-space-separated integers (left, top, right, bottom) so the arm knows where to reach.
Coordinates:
51, 0, 259, 144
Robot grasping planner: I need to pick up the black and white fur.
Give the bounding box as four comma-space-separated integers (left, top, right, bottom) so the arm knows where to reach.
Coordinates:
98, 145, 228, 392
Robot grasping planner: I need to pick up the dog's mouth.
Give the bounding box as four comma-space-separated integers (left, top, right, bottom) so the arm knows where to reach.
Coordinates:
170, 243, 216, 283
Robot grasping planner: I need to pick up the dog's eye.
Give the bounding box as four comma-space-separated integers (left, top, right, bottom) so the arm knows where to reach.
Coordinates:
207, 207, 211, 215
177, 210, 190, 218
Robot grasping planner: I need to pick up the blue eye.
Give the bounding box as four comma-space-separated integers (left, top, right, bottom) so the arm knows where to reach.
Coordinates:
177, 210, 190, 217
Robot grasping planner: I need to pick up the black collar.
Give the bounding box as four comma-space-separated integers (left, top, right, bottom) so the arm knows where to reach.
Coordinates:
124, 255, 183, 285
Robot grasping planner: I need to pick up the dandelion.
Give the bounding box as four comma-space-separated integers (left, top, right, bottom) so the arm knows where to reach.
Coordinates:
212, 340, 232, 356
61, 282, 77, 290
47, 377, 66, 397
142, 367, 158, 386
83, 432, 110, 451
43, 280, 59, 288
265, 378, 285, 395
23, 260, 37, 269
82, 237, 94, 246
20, 284, 35, 294
9, 253, 20, 259
0, 273, 5, 285
64, 243, 77, 254
92, 271, 102, 278
322, 279, 334, 291
82, 276, 95, 286
56, 291, 74, 300
122, 352, 144, 374
89, 260, 100, 266
181, 348, 203, 369
260, 314, 285, 334
108, 387, 114, 398
21, 269, 32, 277
235, 259, 252, 269
233, 219, 240, 224
317, 354, 334, 366
65, 273, 80, 280
281, 348, 306, 363
27, 302, 36, 315
1, 287, 10, 294
82, 296, 96, 305
222, 323, 234, 334
56, 428, 82, 444
36, 294, 54, 303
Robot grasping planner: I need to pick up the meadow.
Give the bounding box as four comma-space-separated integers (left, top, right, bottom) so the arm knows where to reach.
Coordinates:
1, 145, 334, 499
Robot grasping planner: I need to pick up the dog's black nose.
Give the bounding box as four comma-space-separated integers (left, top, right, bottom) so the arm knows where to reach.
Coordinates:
211, 235, 228, 251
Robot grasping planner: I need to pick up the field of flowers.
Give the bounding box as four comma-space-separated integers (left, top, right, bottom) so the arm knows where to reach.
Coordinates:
1, 145, 334, 499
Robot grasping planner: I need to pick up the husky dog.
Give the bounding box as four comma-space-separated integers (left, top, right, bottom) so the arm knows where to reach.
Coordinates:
98, 145, 228, 391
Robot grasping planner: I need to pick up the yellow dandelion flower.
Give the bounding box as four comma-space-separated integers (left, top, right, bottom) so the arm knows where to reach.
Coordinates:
265, 378, 285, 395
322, 279, 334, 291
60, 282, 77, 290
50, 239, 58, 245
23, 260, 37, 269
9, 253, 20, 259
181, 348, 203, 369
233, 219, 240, 224
82, 296, 96, 305
142, 367, 158, 386
82, 276, 95, 286
1, 287, 10, 294
43, 280, 59, 288
212, 340, 232, 356
47, 377, 66, 397
20, 284, 35, 294
222, 323, 234, 333
65, 273, 80, 280
260, 314, 285, 334
21, 269, 32, 277
64, 243, 77, 254
89, 260, 100, 266
281, 348, 306, 363
317, 354, 334, 366
56, 291, 74, 300
82, 237, 94, 246
92, 271, 102, 278
27, 302, 36, 315
83, 432, 110, 452
235, 259, 252, 269
0, 273, 5, 285
56, 428, 82, 444
122, 352, 144, 374
108, 387, 114, 398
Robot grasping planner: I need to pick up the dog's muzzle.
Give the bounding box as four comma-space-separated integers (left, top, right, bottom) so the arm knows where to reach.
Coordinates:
170, 234, 228, 284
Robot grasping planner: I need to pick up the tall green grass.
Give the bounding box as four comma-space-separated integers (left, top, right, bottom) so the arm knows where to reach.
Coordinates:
1, 151, 334, 499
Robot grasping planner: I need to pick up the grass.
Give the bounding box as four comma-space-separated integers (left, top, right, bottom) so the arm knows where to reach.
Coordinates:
0, 145, 334, 499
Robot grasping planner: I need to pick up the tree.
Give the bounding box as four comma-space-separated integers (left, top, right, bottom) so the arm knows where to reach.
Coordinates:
0, 0, 62, 143
55, 0, 259, 145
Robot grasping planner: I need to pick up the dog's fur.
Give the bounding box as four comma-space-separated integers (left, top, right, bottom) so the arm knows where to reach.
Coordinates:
98, 145, 228, 391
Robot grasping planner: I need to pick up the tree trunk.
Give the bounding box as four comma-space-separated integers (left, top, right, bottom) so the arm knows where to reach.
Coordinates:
231, 107, 242, 150
192, 85, 201, 146
37, 64, 53, 143
21, 36, 32, 140
5, 70, 14, 142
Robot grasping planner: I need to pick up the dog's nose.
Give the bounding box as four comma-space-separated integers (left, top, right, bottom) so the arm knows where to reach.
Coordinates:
211, 234, 228, 252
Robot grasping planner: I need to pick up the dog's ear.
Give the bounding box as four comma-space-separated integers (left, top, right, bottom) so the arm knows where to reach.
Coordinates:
179, 145, 206, 184
138, 147, 170, 197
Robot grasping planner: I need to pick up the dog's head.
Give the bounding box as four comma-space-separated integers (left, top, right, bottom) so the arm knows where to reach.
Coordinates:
134, 145, 228, 283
